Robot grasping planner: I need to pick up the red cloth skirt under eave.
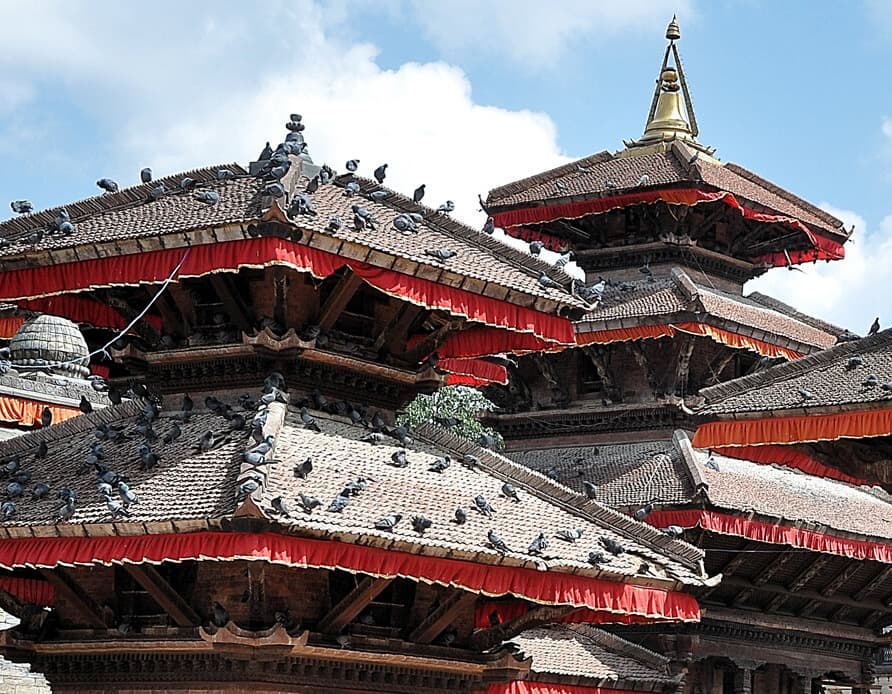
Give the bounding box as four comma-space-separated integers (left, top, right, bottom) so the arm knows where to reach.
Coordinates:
0, 531, 700, 622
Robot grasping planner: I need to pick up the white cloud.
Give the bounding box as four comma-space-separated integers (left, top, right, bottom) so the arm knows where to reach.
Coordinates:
405, 0, 694, 68
746, 204, 892, 335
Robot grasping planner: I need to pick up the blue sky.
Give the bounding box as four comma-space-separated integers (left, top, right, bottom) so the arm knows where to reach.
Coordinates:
1, 0, 890, 332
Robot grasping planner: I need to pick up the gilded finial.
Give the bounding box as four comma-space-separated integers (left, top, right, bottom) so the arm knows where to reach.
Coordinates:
666, 15, 681, 41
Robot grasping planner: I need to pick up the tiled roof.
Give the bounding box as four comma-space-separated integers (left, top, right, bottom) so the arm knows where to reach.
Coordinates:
698, 328, 892, 415
695, 448, 892, 542
0, 163, 585, 312
508, 624, 676, 685
508, 432, 700, 507
485, 142, 844, 236
0, 398, 707, 585
576, 267, 837, 351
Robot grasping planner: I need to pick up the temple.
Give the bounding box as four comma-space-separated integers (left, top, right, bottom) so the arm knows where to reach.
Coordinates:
483, 16, 892, 694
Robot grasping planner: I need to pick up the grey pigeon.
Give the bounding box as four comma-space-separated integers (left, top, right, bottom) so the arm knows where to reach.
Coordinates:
58, 220, 74, 234
413, 184, 425, 203
368, 190, 389, 202
163, 422, 182, 444
31, 482, 50, 500
194, 191, 220, 205
6, 482, 22, 498
328, 216, 344, 232
487, 529, 509, 553
249, 435, 275, 456
79, 395, 93, 414
863, 375, 879, 388
528, 533, 548, 555
216, 168, 235, 180
529, 241, 544, 256
390, 450, 409, 467
664, 525, 684, 538
180, 177, 196, 192
258, 142, 273, 161
300, 407, 321, 432
588, 551, 609, 565
428, 456, 451, 473
139, 445, 160, 470
140, 168, 153, 183
305, 176, 320, 194
478, 433, 498, 450
10, 200, 32, 215
293, 457, 313, 479
393, 214, 417, 232
556, 528, 584, 543
705, 453, 720, 472
118, 481, 138, 506
373, 164, 388, 184
411, 515, 432, 533
436, 200, 455, 214
271, 496, 292, 517
0, 501, 15, 518
344, 181, 361, 197
298, 493, 321, 513
104, 494, 129, 518
56, 499, 76, 522
425, 248, 457, 261
637, 174, 650, 186
326, 494, 350, 513
600, 536, 625, 555
870, 317, 880, 335
211, 601, 229, 627
474, 495, 494, 517
501, 483, 520, 502
360, 432, 387, 445
539, 273, 563, 290
846, 355, 864, 370
461, 454, 479, 469
242, 450, 266, 466
239, 477, 261, 496
633, 503, 654, 521
882, 382, 892, 393
263, 182, 285, 198
148, 183, 166, 201
97, 178, 119, 193
453, 507, 467, 524
798, 388, 816, 401
375, 514, 402, 531
345, 159, 359, 172
35, 441, 48, 459
482, 217, 494, 234
554, 251, 573, 268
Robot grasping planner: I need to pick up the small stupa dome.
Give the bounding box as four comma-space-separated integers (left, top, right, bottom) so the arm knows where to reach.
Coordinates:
9, 315, 91, 379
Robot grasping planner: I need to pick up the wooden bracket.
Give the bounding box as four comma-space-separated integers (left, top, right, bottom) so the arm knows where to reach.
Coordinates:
316, 576, 394, 635
408, 591, 476, 645
317, 270, 364, 333
123, 564, 200, 627
39, 568, 110, 629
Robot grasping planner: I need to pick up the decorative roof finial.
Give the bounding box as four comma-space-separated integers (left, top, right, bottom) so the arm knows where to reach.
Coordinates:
666, 15, 681, 41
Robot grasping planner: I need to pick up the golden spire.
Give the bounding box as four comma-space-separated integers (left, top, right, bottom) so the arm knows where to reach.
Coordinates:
622, 17, 715, 156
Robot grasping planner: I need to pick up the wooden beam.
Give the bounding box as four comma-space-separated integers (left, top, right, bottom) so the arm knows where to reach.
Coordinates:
317, 270, 364, 333
409, 591, 476, 645
787, 555, 834, 592
166, 283, 196, 333
721, 576, 892, 615
317, 576, 394, 635
469, 604, 576, 651
123, 565, 200, 628
375, 304, 424, 354
753, 550, 800, 586
821, 562, 864, 598
209, 275, 253, 332
39, 568, 109, 629
855, 566, 892, 602
764, 592, 790, 613
401, 317, 466, 365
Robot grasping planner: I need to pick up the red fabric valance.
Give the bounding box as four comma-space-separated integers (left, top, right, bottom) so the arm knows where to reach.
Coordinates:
0, 531, 699, 621
647, 509, 892, 563
0, 316, 24, 339
441, 358, 509, 386
18, 295, 162, 332
481, 683, 662, 694
0, 396, 81, 427
693, 408, 892, 448
713, 445, 867, 486
0, 577, 54, 606
493, 188, 845, 267
438, 325, 568, 359
504, 227, 567, 253
577, 322, 803, 360
0, 238, 574, 347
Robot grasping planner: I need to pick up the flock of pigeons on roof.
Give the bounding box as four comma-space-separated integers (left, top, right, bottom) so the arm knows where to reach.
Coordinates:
5, 112, 607, 304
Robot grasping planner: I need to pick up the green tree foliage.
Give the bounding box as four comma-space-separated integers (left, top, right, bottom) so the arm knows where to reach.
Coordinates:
399, 386, 502, 447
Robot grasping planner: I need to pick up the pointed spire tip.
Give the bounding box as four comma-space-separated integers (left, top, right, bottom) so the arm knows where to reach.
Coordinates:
666, 15, 681, 41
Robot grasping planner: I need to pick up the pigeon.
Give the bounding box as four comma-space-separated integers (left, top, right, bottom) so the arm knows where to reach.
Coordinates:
32, 482, 50, 500
300, 408, 321, 432
460, 454, 479, 469
242, 450, 266, 466
298, 493, 321, 513
393, 214, 417, 232
97, 178, 119, 193
429, 456, 451, 473
478, 433, 499, 450
413, 184, 425, 203
375, 514, 402, 531
529, 241, 544, 256
474, 495, 494, 517
637, 174, 650, 186
798, 388, 816, 401
180, 177, 197, 192
411, 515, 432, 533
390, 450, 409, 468
258, 142, 274, 161
373, 164, 388, 184
211, 601, 230, 628
633, 503, 654, 521
104, 494, 129, 518
600, 537, 625, 555
870, 317, 880, 336
361, 432, 387, 445
326, 495, 350, 513
2, 457, 19, 476
705, 453, 720, 472
10, 200, 33, 215
6, 482, 23, 498
368, 190, 390, 202
249, 435, 275, 457
118, 481, 139, 506
56, 499, 76, 522
0, 501, 15, 519
436, 200, 455, 214
582, 482, 598, 499
140, 168, 153, 183
482, 217, 494, 234
588, 551, 609, 565
425, 248, 457, 261
305, 176, 320, 194
293, 457, 313, 479
194, 191, 220, 205
539, 273, 564, 290
554, 252, 573, 269
487, 529, 509, 553
343, 181, 361, 197
664, 525, 685, 538
501, 483, 520, 502
79, 395, 93, 414
345, 159, 360, 172
35, 441, 48, 459
216, 168, 235, 180
262, 182, 285, 198
555, 529, 584, 543
453, 507, 467, 524
845, 355, 864, 370
239, 477, 261, 496
138, 445, 160, 470
58, 220, 75, 235
863, 375, 879, 388
528, 533, 548, 555
271, 496, 292, 517
882, 382, 892, 393
148, 183, 166, 202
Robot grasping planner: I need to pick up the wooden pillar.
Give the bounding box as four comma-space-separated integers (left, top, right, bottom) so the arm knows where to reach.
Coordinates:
733, 667, 753, 694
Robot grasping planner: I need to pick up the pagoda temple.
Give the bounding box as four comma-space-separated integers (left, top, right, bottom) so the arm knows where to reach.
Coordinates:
482, 17, 892, 694
0, 115, 713, 692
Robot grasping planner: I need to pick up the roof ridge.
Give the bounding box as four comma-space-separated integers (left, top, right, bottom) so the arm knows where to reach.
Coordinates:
698, 328, 892, 406
413, 423, 706, 569
673, 430, 707, 493
0, 399, 144, 457
745, 291, 842, 336
486, 152, 614, 205
0, 164, 249, 243
561, 623, 671, 670
722, 163, 844, 232
331, 175, 580, 292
